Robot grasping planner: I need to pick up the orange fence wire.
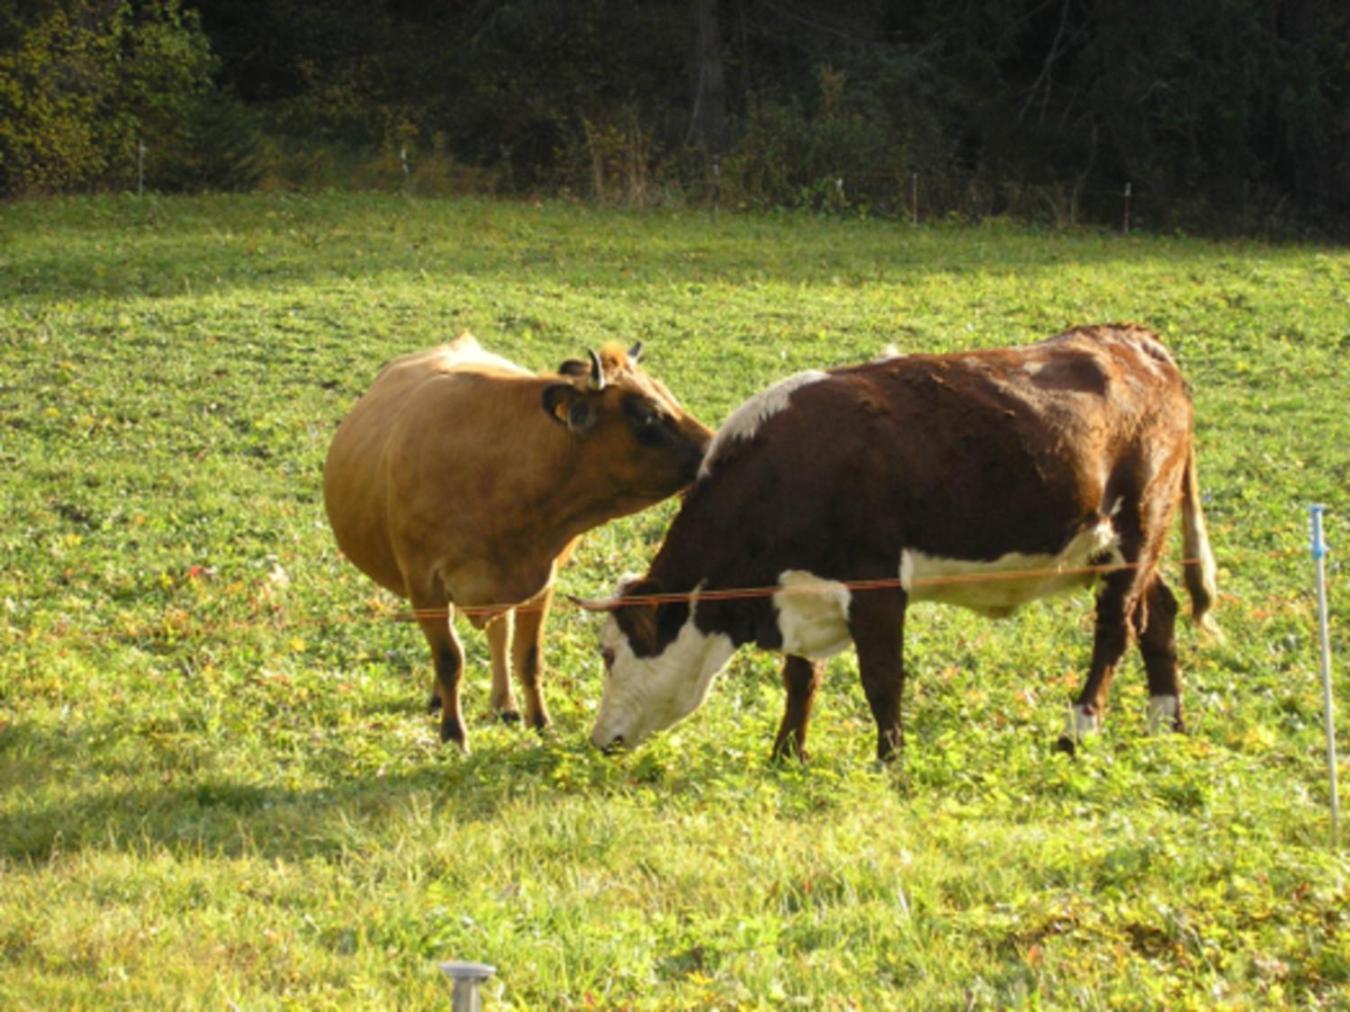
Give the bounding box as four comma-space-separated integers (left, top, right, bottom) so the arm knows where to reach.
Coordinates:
8, 546, 1308, 648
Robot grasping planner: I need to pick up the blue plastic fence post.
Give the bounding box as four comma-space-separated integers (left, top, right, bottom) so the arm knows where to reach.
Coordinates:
1310, 505, 1340, 847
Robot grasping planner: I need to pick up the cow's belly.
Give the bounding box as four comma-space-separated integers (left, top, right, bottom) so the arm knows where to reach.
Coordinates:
902, 517, 1121, 617
770, 518, 1121, 656
772, 571, 854, 659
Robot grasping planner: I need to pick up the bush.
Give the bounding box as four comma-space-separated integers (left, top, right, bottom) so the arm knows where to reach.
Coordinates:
721, 64, 937, 217
0, 0, 235, 196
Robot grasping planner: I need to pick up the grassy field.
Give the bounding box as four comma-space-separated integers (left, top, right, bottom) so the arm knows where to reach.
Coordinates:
1, 193, 1347, 1008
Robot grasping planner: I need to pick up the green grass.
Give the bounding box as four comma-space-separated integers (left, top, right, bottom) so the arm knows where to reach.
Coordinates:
1, 192, 1347, 1008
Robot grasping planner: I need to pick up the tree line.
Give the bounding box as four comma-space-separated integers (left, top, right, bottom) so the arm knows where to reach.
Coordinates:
2, 0, 1346, 235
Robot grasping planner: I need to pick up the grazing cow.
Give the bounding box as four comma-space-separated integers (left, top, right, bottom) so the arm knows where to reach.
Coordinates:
580, 324, 1217, 762
324, 333, 711, 750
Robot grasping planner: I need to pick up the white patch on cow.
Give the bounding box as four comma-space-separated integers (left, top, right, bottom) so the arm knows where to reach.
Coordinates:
1147, 694, 1179, 732
1087, 328, 1175, 377
1124, 338, 1169, 377
442, 334, 531, 375
1022, 359, 1047, 378
900, 517, 1122, 618
698, 370, 828, 480
773, 570, 853, 659
1130, 331, 1175, 365
1064, 703, 1100, 741
590, 595, 736, 751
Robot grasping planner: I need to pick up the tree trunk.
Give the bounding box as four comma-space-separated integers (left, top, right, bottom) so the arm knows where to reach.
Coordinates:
688, 0, 728, 154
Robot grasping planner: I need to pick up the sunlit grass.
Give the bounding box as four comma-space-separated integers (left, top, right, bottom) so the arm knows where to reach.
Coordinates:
1, 193, 1346, 1007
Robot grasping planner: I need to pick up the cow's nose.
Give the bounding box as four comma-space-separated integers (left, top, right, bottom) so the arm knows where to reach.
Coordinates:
600, 735, 625, 756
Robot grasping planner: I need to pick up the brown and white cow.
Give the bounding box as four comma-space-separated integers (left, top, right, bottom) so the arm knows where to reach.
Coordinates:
581, 324, 1217, 762
324, 333, 712, 750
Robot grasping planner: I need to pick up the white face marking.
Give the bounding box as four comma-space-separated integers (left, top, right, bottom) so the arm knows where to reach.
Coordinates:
1147, 694, 1179, 732
1064, 703, 1100, 741
590, 599, 736, 751
900, 518, 1122, 618
773, 570, 853, 659
698, 370, 828, 480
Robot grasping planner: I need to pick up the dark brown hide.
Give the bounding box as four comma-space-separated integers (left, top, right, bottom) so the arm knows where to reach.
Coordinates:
600, 324, 1215, 761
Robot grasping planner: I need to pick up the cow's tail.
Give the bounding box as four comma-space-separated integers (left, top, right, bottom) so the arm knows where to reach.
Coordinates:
1180, 442, 1220, 636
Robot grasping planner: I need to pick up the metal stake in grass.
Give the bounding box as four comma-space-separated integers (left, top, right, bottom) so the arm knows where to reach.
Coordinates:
1310, 504, 1340, 847
439, 960, 496, 1011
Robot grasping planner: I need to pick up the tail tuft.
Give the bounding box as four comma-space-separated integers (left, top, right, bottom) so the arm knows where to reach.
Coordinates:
1180, 443, 1219, 637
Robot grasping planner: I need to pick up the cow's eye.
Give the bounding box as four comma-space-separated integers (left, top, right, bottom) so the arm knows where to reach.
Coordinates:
624, 398, 670, 446
601, 647, 616, 671
634, 412, 667, 446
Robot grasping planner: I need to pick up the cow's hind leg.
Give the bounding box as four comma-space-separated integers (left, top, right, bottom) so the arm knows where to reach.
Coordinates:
772, 655, 824, 762
1058, 568, 1135, 754
511, 586, 554, 732
1134, 577, 1184, 733
485, 610, 521, 723
411, 594, 469, 751
848, 589, 908, 762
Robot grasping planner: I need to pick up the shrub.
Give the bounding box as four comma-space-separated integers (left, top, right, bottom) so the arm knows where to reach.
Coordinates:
0, 0, 233, 196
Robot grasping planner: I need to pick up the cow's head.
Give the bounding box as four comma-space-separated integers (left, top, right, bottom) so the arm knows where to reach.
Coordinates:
579, 576, 736, 752
541, 342, 712, 508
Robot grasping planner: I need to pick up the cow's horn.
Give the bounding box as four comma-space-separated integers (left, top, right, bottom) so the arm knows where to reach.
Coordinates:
568, 593, 620, 612
587, 349, 605, 391
628, 340, 643, 363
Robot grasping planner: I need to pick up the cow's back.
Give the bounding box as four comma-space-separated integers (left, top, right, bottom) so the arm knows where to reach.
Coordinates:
836, 326, 1191, 560
323, 336, 535, 595
678, 324, 1194, 591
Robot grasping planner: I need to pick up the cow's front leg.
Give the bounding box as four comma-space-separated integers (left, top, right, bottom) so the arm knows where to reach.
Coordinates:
412, 593, 469, 751
848, 589, 907, 762
511, 586, 554, 732
772, 655, 824, 762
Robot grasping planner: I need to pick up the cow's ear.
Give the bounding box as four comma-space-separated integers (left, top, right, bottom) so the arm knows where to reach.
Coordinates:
541, 383, 596, 433
557, 358, 589, 377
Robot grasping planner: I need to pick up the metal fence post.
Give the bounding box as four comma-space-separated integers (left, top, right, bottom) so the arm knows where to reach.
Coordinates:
440, 960, 496, 1011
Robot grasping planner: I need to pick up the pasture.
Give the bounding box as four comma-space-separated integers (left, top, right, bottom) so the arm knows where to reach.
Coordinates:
1, 193, 1346, 1007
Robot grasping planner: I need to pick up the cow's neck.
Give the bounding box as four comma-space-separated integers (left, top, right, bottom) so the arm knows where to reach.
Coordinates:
641, 492, 774, 650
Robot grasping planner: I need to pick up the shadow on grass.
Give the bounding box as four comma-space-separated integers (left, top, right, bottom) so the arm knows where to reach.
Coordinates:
0, 693, 886, 868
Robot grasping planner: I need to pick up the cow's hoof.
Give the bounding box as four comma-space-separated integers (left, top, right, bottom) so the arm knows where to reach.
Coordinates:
426, 692, 442, 714
497, 709, 522, 725
1054, 734, 1077, 756
439, 717, 467, 752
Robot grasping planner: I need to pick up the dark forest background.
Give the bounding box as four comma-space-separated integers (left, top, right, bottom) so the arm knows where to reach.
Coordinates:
2, 0, 1347, 235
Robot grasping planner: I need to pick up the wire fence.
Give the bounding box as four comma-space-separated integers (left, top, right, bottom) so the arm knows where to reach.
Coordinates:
10, 544, 1309, 646
399, 553, 1218, 622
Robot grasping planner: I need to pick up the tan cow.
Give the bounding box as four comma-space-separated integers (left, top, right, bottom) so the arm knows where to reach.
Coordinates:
324, 333, 711, 750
